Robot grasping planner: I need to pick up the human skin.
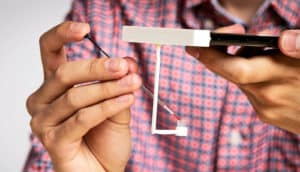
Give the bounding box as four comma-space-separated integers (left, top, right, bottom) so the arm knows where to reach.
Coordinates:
29, 0, 300, 171
26, 21, 142, 172
186, 25, 300, 134
27, 20, 300, 172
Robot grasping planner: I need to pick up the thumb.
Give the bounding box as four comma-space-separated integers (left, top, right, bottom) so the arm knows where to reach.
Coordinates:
279, 30, 300, 59
39, 21, 90, 79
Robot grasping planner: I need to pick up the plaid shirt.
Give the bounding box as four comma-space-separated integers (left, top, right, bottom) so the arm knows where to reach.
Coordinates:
24, 0, 300, 171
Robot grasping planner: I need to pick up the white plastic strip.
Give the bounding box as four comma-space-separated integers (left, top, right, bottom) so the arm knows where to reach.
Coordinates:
150, 45, 188, 137
151, 45, 161, 134
122, 26, 211, 47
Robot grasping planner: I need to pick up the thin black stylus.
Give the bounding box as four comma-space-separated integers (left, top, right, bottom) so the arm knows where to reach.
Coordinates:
84, 34, 110, 57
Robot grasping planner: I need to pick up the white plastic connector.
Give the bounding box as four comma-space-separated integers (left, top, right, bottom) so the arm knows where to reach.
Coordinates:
175, 120, 188, 136
151, 120, 188, 136
122, 26, 211, 47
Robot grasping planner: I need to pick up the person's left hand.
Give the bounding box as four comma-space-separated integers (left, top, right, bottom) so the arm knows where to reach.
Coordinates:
186, 25, 300, 134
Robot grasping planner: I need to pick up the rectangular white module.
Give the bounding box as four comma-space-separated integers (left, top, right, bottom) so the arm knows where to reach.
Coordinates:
122, 26, 211, 47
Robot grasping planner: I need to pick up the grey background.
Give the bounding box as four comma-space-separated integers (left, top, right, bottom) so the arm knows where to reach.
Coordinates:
0, 1, 72, 171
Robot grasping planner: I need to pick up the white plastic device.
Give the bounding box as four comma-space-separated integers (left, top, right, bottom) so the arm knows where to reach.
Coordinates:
122, 26, 209, 137
122, 26, 211, 47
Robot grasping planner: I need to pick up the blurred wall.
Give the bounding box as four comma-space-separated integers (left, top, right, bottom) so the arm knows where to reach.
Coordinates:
0, 0, 72, 171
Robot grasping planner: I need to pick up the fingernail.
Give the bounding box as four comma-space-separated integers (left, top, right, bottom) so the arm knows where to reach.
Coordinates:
105, 58, 126, 72
117, 95, 130, 103
282, 31, 300, 52
70, 22, 84, 33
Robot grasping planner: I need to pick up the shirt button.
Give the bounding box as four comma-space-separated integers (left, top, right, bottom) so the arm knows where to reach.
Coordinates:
229, 130, 242, 146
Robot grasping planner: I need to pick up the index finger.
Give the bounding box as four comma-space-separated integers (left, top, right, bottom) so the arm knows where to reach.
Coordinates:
186, 47, 286, 84
39, 21, 90, 77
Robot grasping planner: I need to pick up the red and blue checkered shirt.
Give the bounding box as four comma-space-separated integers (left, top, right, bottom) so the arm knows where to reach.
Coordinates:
24, 0, 300, 171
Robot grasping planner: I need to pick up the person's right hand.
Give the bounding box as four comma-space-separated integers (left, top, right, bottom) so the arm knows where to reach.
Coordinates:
26, 21, 142, 172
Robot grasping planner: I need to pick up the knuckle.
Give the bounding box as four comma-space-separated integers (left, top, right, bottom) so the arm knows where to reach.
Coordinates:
233, 66, 252, 84
54, 64, 69, 84
88, 58, 101, 76
29, 112, 45, 134
99, 84, 112, 99
99, 103, 107, 114
97, 103, 108, 118
30, 118, 39, 134
74, 109, 90, 129
26, 94, 36, 115
64, 89, 81, 108
41, 129, 56, 149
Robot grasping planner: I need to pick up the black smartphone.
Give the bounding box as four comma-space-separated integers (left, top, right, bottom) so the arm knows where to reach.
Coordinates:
210, 33, 280, 57
210, 32, 279, 48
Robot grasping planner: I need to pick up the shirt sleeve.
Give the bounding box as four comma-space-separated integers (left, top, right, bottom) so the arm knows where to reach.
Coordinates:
23, 1, 92, 171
